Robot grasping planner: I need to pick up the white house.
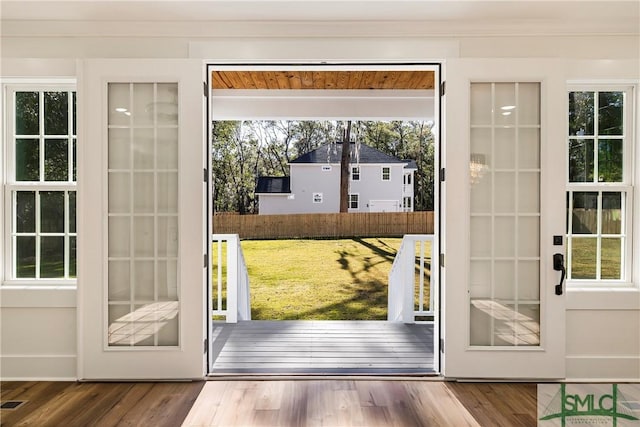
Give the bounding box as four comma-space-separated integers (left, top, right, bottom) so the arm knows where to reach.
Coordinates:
256, 142, 417, 214
0, 0, 639, 387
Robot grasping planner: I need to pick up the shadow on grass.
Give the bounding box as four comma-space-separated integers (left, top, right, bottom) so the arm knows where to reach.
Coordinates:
251, 238, 394, 321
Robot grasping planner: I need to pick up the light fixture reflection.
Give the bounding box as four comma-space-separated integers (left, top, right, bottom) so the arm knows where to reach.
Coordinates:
470, 153, 489, 185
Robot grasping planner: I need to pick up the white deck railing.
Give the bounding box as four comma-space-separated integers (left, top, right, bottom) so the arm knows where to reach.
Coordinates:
388, 234, 437, 323
211, 234, 251, 323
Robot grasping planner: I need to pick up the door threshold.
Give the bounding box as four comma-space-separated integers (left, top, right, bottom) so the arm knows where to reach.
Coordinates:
206, 372, 443, 381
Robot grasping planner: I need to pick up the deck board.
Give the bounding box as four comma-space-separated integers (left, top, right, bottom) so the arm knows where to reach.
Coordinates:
209, 320, 435, 375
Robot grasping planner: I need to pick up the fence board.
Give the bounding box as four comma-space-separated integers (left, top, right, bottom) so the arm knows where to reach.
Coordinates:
213, 211, 434, 239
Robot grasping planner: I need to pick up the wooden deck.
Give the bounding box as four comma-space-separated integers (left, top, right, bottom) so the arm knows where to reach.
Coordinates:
209, 320, 435, 375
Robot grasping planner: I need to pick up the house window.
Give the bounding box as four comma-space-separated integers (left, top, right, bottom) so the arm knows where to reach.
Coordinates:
404, 174, 411, 185
403, 196, 412, 210
382, 167, 390, 181
349, 194, 359, 209
351, 166, 360, 181
5, 86, 77, 282
566, 87, 634, 283
313, 193, 323, 203
321, 165, 332, 172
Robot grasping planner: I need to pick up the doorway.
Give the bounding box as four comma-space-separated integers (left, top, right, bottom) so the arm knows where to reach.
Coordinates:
206, 64, 442, 375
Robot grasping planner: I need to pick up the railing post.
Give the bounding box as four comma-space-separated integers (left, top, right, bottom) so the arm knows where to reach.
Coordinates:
403, 239, 416, 323
226, 235, 238, 323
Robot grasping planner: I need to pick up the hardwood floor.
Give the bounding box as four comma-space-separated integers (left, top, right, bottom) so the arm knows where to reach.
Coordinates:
1, 380, 537, 427
0, 381, 204, 427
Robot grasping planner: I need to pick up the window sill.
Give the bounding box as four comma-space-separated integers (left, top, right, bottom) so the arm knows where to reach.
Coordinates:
566, 286, 640, 310
0, 285, 77, 308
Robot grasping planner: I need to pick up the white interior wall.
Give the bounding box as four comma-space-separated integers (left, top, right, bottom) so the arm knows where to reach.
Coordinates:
1, 22, 639, 380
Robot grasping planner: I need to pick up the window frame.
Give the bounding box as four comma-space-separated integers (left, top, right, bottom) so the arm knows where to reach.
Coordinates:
349, 193, 359, 210
403, 196, 412, 210
381, 166, 390, 181
351, 166, 360, 181
3, 83, 77, 286
566, 84, 635, 287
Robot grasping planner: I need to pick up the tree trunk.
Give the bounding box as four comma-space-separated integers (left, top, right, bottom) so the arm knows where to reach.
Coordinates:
339, 121, 351, 213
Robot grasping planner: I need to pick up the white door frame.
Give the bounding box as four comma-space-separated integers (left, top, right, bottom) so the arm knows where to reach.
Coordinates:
206, 62, 443, 374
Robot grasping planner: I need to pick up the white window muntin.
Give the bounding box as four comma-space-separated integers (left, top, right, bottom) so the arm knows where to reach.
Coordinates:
566, 85, 635, 285
4, 85, 77, 284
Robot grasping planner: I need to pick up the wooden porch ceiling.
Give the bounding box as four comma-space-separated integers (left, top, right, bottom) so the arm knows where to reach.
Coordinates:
211, 70, 435, 90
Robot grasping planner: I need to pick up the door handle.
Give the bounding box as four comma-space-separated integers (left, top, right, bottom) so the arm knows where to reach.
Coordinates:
553, 253, 565, 295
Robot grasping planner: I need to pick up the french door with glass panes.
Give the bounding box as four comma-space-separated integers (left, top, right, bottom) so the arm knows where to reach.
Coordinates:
444, 59, 566, 379
79, 60, 206, 380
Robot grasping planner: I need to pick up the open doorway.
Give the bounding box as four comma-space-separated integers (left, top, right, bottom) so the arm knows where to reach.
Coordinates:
206, 65, 441, 375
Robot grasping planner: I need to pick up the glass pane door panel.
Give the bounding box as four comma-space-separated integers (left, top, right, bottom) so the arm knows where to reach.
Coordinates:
495, 128, 516, 169
470, 82, 541, 347
107, 82, 179, 347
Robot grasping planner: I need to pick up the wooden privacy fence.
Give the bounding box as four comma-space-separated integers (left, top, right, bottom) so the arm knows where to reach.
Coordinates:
213, 211, 434, 240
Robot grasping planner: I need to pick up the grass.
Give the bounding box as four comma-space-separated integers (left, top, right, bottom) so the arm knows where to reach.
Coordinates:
571, 238, 621, 280
240, 238, 402, 321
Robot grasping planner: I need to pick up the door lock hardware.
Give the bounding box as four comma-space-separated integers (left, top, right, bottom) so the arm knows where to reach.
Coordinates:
553, 253, 565, 296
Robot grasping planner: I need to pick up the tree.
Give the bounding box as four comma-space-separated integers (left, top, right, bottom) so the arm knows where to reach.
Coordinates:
339, 121, 351, 213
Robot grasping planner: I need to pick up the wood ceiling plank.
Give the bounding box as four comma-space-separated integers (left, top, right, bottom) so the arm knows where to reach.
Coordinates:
381, 71, 401, 89
237, 72, 258, 89
324, 71, 338, 89
394, 70, 414, 89
312, 71, 326, 89
211, 71, 231, 89
361, 71, 377, 89
222, 71, 246, 89
287, 71, 302, 89
274, 71, 291, 89
406, 71, 424, 89
249, 72, 269, 89
347, 71, 364, 89
300, 71, 314, 89
211, 70, 435, 90
336, 72, 350, 89
263, 71, 280, 89
414, 71, 435, 89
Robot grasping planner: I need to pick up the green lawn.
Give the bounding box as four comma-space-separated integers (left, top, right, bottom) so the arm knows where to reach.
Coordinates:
240, 238, 402, 320
571, 238, 621, 279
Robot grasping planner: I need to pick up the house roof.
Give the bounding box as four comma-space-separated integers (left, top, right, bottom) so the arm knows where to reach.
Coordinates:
256, 176, 291, 194
404, 160, 418, 170
290, 142, 412, 166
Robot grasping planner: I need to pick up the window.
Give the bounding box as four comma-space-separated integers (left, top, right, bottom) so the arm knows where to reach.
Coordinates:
313, 193, 323, 203
403, 196, 412, 210
351, 166, 360, 181
382, 167, 390, 181
349, 194, 359, 209
4, 86, 77, 282
321, 165, 331, 172
404, 174, 412, 185
566, 87, 634, 283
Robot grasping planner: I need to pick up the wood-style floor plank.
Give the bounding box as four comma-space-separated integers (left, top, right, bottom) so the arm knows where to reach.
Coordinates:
447, 382, 538, 427
182, 381, 484, 427
0, 381, 204, 427
2, 380, 538, 427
